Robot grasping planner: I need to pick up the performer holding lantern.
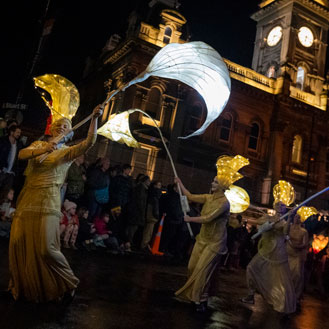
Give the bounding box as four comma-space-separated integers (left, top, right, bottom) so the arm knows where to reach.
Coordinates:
174, 155, 249, 312
287, 211, 309, 309
8, 74, 103, 303
240, 180, 296, 315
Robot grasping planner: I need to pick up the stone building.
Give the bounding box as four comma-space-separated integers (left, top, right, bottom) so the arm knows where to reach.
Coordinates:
77, 0, 329, 210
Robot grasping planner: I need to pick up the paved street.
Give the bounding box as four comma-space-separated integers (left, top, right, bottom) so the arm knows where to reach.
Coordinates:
0, 238, 328, 329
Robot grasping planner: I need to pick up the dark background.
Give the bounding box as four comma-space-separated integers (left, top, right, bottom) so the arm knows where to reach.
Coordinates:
2, 1, 259, 106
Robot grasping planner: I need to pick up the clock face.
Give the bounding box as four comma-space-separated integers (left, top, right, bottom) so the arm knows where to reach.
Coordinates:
267, 26, 282, 46
298, 27, 314, 47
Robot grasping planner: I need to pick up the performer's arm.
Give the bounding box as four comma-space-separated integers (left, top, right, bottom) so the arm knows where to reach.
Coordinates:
18, 141, 56, 160
282, 213, 293, 235
63, 105, 103, 161
247, 215, 268, 226
174, 177, 206, 204
185, 198, 229, 224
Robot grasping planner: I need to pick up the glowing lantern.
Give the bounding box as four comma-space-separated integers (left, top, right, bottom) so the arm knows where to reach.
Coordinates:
273, 180, 295, 206
101, 41, 231, 139
297, 206, 318, 222
34, 74, 80, 122
312, 234, 328, 253
97, 110, 140, 148
224, 185, 250, 213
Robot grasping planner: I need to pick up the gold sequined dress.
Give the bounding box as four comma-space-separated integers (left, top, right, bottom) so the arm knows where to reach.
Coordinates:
8, 133, 96, 302
175, 191, 230, 303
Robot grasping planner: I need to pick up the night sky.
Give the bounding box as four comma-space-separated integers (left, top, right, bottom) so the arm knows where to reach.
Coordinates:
2, 0, 259, 115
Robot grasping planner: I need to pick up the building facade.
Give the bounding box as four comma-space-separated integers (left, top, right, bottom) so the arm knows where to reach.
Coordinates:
77, 0, 329, 210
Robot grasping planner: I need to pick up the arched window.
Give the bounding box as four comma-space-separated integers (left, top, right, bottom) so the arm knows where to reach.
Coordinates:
248, 123, 259, 150
267, 65, 276, 78
145, 87, 161, 119
292, 135, 303, 164
296, 67, 305, 90
219, 113, 232, 142
163, 27, 172, 44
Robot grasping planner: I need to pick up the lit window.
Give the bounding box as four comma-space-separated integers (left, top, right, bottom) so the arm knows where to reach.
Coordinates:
163, 27, 172, 44
267, 65, 276, 78
296, 67, 305, 90
248, 123, 259, 150
219, 113, 232, 141
292, 135, 302, 164
131, 143, 159, 181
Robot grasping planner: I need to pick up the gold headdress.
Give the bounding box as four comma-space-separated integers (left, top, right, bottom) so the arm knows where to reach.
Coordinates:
34, 74, 80, 122
216, 155, 249, 190
273, 180, 295, 206
297, 206, 318, 222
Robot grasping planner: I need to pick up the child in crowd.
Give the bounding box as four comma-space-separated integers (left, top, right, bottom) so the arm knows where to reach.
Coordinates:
0, 187, 15, 238
60, 199, 79, 249
76, 207, 96, 251
93, 211, 120, 254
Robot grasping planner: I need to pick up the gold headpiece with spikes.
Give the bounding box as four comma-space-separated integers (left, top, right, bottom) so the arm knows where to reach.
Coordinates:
216, 155, 249, 189
273, 180, 295, 206
297, 206, 318, 222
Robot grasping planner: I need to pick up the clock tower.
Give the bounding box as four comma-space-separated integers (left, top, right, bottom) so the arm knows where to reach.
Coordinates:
251, 0, 329, 102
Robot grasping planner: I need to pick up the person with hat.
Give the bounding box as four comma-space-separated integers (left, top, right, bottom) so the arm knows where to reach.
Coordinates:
8, 105, 103, 303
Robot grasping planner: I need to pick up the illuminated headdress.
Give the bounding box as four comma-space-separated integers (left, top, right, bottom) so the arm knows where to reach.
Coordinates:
297, 206, 318, 222
273, 180, 295, 206
34, 73, 80, 134
216, 155, 249, 190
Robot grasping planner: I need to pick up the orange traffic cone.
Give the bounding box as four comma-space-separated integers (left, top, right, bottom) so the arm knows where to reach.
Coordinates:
150, 214, 165, 256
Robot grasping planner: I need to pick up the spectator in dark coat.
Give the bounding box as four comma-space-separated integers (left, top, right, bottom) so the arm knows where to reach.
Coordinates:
85, 157, 110, 220
0, 118, 7, 137
141, 180, 162, 250
109, 164, 133, 251
0, 125, 22, 191
160, 183, 185, 258
126, 175, 151, 249
65, 154, 86, 206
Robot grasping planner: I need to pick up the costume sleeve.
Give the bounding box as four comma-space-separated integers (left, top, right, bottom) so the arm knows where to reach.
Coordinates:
62, 133, 97, 162
18, 141, 46, 160
185, 191, 207, 204
198, 197, 230, 224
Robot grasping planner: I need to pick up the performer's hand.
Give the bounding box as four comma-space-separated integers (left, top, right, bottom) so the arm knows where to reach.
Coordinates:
44, 141, 57, 153
184, 215, 192, 222
92, 104, 103, 118
174, 176, 182, 185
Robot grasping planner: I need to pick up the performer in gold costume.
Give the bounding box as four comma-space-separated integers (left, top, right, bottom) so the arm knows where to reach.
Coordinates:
174, 176, 230, 312
174, 155, 249, 312
287, 213, 309, 308
8, 105, 103, 303
241, 201, 296, 314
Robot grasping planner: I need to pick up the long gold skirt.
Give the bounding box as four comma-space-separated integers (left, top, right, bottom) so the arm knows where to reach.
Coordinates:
247, 253, 296, 313
9, 209, 79, 302
175, 240, 221, 303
